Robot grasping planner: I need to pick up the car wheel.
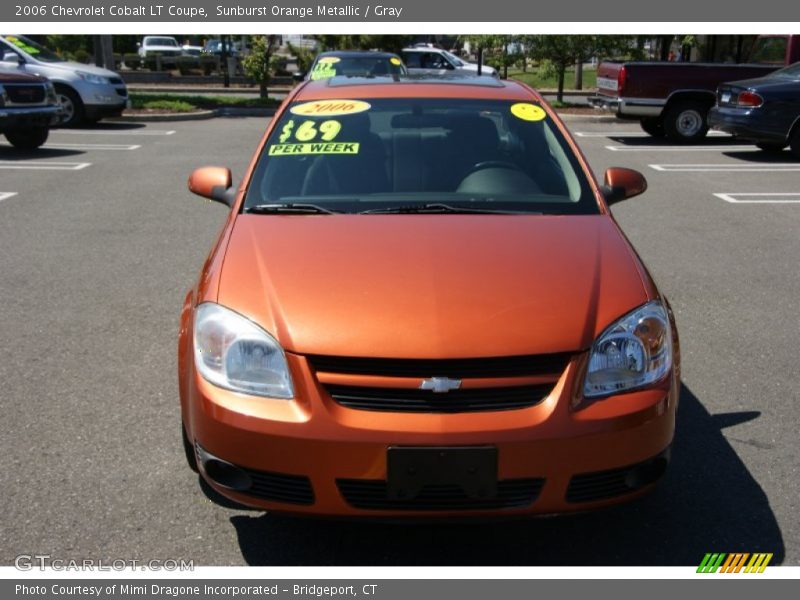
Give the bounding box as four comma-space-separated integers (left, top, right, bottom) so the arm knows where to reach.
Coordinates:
54, 85, 85, 127
182, 423, 199, 472
640, 117, 665, 137
756, 142, 786, 153
663, 101, 710, 143
4, 127, 49, 150
788, 129, 800, 160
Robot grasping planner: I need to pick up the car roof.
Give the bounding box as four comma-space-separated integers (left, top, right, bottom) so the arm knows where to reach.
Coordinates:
295, 74, 538, 101
317, 50, 400, 59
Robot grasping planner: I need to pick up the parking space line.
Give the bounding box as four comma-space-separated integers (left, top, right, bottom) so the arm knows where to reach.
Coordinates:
650, 163, 800, 172
0, 161, 91, 170
574, 131, 730, 138
714, 193, 800, 204
0, 192, 18, 202
50, 129, 176, 136
606, 144, 754, 152
1, 142, 141, 151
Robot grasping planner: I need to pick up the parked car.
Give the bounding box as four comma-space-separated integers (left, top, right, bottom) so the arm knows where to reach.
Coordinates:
178, 74, 680, 518
709, 62, 800, 158
590, 34, 800, 142
0, 35, 128, 127
401, 47, 497, 77
137, 36, 184, 58
0, 67, 62, 149
181, 45, 203, 57
202, 39, 240, 57
297, 51, 407, 81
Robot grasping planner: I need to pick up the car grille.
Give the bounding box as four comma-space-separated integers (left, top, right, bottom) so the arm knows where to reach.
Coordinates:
115, 87, 128, 97
326, 384, 553, 413
238, 466, 315, 505
5, 84, 45, 104
337, 478, 544, 511
308, 353, 571, 378
565, 449, 670, 503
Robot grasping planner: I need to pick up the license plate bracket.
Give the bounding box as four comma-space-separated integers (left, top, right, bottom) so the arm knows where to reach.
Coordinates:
387, 446, 498, 500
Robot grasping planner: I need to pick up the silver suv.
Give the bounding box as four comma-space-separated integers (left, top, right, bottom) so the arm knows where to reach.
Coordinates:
0, 35, 128, 127
401, 47, 497, 77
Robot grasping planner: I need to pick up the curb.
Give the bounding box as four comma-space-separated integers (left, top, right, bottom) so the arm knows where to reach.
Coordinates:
108, 109, 217, 123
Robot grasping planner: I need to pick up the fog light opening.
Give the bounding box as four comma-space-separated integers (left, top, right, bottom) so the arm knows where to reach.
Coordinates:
624, 456, 668, 490
196, 445, 252, 491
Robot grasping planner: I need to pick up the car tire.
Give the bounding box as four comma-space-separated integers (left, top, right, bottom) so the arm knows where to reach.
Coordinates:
640, 117, 665, 137
663, 100, 710, 143
756, 142, 786, 153
54, 84, 85, 127
182, 423, 199, 473
4, 127, 49, 150
789, 129, 800, 160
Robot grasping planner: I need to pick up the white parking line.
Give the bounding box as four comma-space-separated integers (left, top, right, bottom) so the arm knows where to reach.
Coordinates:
1, 142, 141, 151
714, 193, 800, 204
50, 129, 175, 136
606, 144, 754, 152
0, 192, 18, 202
650, 163, 800, 172
575, 131, 730, 138
0, 161, 91, 170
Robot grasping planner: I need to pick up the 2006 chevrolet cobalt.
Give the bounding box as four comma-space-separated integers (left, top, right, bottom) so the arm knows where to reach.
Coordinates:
178, 74, 680, 517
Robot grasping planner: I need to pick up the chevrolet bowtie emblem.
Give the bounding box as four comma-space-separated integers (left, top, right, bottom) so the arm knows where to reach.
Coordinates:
419, 377, 462, 393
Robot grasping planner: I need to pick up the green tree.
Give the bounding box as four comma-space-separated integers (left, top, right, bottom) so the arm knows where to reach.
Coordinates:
242, 35, 281, 98
461, 35, 523, 79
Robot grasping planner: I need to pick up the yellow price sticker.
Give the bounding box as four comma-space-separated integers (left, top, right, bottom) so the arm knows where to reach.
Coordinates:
290, 99, 371, 117
390, 57, 402, 66
268, 142, 360, 156
510, 103, 547, 122
317, 56, 341, 64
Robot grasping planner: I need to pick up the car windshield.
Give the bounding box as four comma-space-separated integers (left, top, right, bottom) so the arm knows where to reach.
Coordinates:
147, 37, 179, 47
3, 35, 65, 62
767, 61, 800, 79
244, 97, 597, 215
443, 51, 465, 67
310, 56, 406, 80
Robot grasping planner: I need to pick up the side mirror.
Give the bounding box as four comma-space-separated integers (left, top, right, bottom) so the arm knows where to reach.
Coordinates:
602, 167, 647, 205
188, 166, 235, 206
293, 71, 306, 82
2, 52, 21, 65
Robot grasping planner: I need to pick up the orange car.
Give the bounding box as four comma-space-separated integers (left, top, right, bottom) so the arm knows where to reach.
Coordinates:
178, 74, 680, 517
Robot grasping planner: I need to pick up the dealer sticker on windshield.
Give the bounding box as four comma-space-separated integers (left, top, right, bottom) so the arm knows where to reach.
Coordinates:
290, 99, 372, 117
268, 142, 360, 156
510, 102, 547, 122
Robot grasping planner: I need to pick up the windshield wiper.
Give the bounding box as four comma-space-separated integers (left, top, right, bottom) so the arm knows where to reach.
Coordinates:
245, 203, 340, 215
359, 203, 537, 215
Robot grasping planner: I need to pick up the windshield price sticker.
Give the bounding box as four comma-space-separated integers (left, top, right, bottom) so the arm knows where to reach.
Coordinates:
279, 119, 343, 143
390, 57, 402, 66
317, 57, 341, 64
510, 102, 547, 122
290, 100, 372, 117
268, 142, 360, 156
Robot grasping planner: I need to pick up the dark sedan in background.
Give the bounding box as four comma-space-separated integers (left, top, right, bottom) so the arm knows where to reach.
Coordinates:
709, 62, 800, 157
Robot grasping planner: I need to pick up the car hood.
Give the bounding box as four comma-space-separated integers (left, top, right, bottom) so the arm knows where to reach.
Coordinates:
36, 61, 121, 78
459, 62, 497, 75
217, 214, 649, 358
144, 46, 183, 52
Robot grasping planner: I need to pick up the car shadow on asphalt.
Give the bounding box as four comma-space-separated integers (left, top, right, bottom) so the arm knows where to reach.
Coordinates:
0, 147, 85, 158
722, 150, 799, 162
606, 135, 744, 147
228, 384, 784, 566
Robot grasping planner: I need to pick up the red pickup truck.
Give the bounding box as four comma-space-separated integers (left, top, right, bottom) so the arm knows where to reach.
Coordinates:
590, 35, 800, 142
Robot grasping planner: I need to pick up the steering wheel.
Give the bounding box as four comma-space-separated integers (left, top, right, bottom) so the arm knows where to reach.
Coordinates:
466, 161, 524, 175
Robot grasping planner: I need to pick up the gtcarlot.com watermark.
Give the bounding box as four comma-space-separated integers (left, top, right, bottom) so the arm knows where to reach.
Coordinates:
14, 554, 194, 571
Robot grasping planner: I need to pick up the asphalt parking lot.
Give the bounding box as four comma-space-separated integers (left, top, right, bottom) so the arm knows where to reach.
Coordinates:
1, 115, 797, 566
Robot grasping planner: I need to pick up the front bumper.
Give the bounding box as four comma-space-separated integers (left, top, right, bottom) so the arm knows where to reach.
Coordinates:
182, 350, 678, 517
708, 106, 788, 144
0, 105, 62, 130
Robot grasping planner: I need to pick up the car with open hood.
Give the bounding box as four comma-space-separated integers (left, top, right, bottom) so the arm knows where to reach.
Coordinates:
178, 74, 680, 517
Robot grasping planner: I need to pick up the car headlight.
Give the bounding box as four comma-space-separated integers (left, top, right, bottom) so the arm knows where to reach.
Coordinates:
584, 300, 672, 398
76, 71, 109, 85
44, 81, 57, 103
193, 303, 294, 399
